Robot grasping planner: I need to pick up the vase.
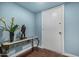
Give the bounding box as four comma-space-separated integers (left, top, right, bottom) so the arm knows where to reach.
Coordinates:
9, 32, 14, 42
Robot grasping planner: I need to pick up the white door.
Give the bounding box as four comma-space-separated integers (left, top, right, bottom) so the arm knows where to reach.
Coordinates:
42, 5, 64, 53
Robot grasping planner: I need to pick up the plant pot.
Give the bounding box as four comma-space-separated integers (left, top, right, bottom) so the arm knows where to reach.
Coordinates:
9, 32, 14, 42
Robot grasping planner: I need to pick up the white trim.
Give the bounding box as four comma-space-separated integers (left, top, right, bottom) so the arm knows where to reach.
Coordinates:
39, 46, 77, 57
63, 52, 78, 57
62, 4, 64, 53
41, 11, 43, 46
10, 46, 32, 57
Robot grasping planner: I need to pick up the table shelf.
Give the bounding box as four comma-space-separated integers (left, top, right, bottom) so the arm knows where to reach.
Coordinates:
0, 36, 39, 57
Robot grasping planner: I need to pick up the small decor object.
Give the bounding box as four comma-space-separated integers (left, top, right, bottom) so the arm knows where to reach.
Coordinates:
21, 24, 26, 39
0, 17, 19, 42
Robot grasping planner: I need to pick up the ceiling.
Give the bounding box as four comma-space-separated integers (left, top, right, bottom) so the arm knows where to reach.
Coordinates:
16, 2, 64, 13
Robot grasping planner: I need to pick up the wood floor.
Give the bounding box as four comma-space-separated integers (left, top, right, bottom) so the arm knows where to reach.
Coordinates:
17, 47, 67, 57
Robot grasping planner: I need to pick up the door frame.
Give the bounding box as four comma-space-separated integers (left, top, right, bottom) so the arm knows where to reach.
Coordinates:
41, 4, 64, 53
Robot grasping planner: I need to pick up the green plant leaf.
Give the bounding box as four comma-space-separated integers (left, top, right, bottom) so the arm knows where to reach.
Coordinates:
0, 17, 6, 28
0, 17, 19, 32
10, 17, 14, 30
12, 25, 19, 32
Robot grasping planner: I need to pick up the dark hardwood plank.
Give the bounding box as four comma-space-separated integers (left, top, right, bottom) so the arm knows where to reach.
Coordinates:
17, 47, 67, 57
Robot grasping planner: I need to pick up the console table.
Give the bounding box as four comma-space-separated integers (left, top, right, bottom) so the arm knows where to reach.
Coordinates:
0, 36, 39, 57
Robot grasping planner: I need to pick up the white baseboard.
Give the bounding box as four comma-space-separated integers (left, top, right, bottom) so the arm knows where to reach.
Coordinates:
10, 46, 32, 57
63, 52, 78, 57
38, 45, 43, 48
10, 45, 78, 57
39, 45, 78, 57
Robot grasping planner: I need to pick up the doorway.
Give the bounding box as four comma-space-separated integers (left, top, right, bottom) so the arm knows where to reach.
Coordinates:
41, 5, 64, 53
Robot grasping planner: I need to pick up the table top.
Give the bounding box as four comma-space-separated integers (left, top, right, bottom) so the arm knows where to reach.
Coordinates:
2, 36, 38, 46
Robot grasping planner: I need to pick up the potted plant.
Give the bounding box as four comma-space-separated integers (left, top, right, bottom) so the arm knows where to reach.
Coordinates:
0, 17, 19, 42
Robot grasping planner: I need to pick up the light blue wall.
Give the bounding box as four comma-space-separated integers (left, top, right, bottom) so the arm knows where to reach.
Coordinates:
64, 2, 79, 56
35, 12, 42, 45
0, 2, 36, 56
0, 2, 36, 42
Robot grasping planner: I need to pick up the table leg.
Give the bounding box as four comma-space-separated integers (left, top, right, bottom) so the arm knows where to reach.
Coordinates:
36, 38, 39, 51
32, 39, 34, 51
